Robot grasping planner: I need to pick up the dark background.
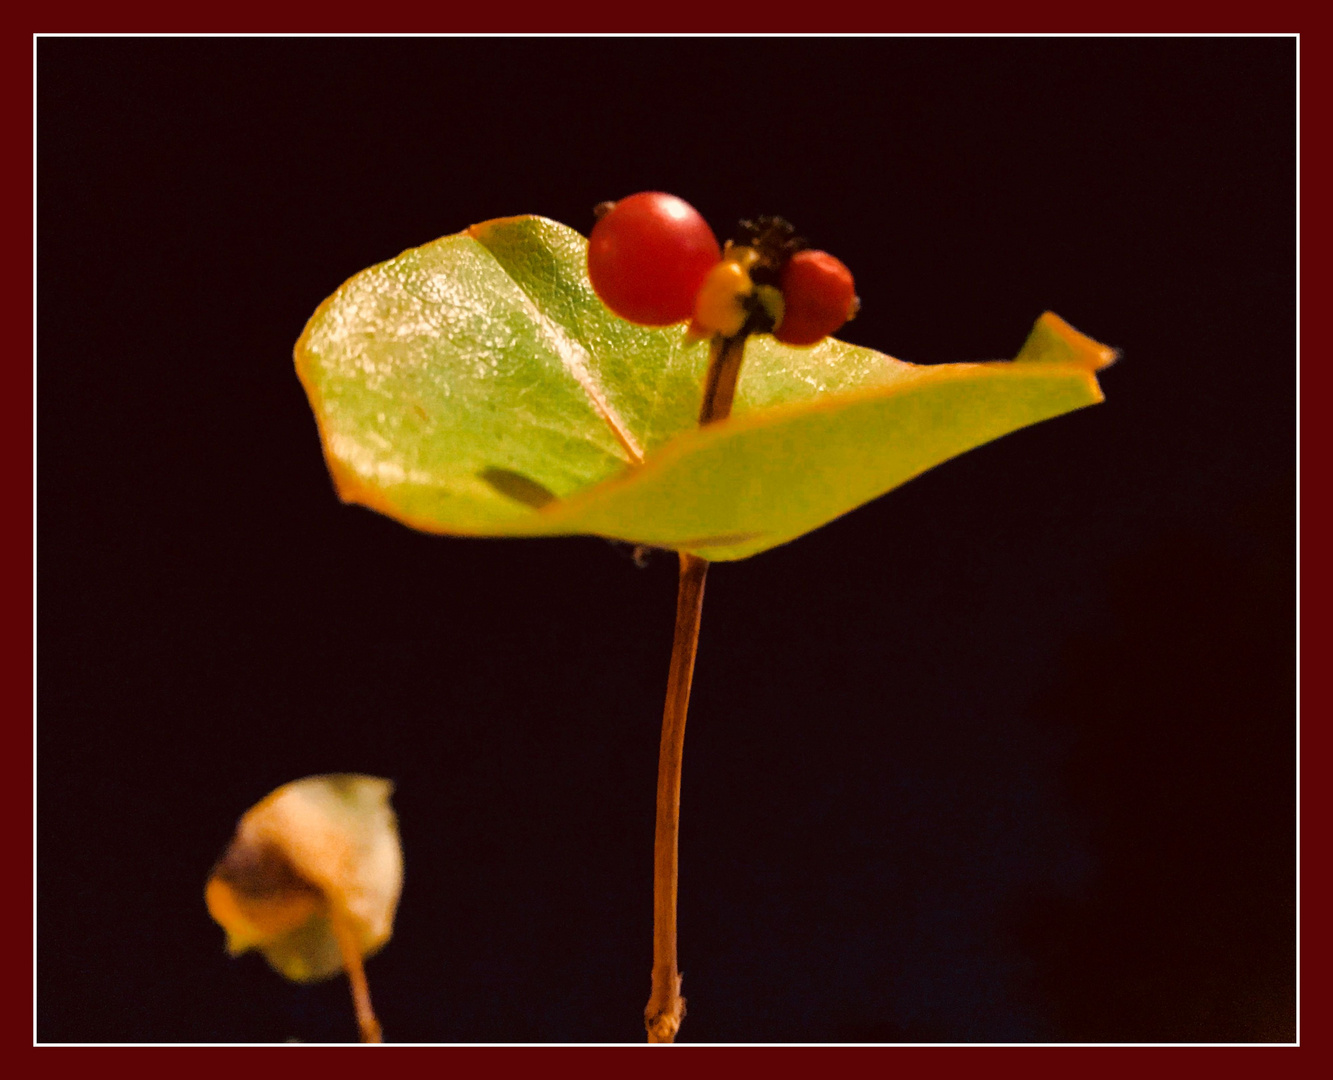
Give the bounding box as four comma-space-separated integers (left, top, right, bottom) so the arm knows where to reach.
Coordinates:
38, 38, 1296, 1044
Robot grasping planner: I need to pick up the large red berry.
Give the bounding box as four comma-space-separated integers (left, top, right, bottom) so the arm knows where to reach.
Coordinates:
774, 249, 858, 346
587, 193, 722, 326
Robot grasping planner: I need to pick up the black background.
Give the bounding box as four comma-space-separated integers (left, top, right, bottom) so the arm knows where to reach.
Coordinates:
38, 38, 1296, 1044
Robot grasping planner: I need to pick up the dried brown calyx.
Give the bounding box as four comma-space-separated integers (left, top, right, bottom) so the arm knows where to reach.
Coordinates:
206, 774, 402, 1042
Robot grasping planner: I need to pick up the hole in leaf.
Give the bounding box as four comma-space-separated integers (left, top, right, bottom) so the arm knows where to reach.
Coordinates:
479, 468, 558, 510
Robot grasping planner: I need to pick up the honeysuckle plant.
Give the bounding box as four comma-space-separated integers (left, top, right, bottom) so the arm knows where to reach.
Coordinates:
263, 193, 1115, 1043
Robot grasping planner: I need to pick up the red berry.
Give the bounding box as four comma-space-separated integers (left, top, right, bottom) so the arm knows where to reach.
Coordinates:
587, 193, 722, 326
774, 249, 858, 346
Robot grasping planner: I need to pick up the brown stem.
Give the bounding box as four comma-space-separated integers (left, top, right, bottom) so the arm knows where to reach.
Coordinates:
644, 327, 749, 1043
697, 331, 748, 426
645, 551, 709, 1043
331, 907, 382, 1044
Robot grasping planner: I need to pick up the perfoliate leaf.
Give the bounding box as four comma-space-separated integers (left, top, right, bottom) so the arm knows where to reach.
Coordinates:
296, 216, 1114, 561
206, 775, 403, 983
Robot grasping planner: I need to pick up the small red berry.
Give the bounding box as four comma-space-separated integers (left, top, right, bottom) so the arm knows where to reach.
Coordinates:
587, 193, 722, 326
774, 249, 858, 347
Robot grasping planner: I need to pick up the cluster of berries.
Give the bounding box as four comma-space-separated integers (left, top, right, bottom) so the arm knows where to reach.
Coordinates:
586, 192, 858, 347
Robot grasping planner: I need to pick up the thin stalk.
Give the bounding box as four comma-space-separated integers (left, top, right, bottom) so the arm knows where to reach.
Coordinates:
698, 330, 749, 426
645, 551, 708, 1043
645, 329, 749, 1043
331, 906, 382, 1043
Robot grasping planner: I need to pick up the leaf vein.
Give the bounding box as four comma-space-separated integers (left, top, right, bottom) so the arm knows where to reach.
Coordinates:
502, 273, 645, 467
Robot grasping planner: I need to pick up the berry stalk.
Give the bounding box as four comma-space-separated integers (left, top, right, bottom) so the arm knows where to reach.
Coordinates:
698, 330, 749, 427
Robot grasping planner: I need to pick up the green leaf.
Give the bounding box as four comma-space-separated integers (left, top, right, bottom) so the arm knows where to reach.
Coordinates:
296, 216, 1114, 561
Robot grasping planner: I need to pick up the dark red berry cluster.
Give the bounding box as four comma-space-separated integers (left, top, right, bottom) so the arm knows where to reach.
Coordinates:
587, 192, 858, 347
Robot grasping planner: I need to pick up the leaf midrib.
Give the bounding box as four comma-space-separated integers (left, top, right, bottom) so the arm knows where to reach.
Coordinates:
470, 226, 646, 468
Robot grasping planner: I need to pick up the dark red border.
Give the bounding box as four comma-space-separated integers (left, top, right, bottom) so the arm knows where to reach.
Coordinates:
29, 25, 1304, 1054
27, 17, 1308, 32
